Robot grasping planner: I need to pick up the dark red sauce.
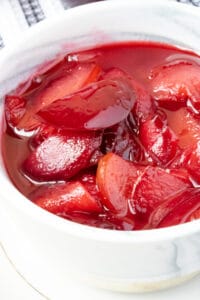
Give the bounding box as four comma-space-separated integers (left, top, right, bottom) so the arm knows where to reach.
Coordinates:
2, 41, 200, 230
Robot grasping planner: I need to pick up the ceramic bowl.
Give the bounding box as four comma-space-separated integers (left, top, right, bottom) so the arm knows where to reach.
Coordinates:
0, 0, 200, 295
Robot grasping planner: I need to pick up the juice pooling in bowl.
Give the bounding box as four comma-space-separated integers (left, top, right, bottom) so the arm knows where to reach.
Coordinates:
2, 41, 200, 230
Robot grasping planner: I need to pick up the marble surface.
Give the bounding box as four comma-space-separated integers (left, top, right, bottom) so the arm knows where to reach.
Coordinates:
0, 240, 200, 300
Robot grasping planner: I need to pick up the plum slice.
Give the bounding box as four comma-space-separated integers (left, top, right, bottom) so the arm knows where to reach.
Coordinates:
150, 61, 200, 113
165, 107, 200, 149
139, 112, 179, 165
96, 153, 145, 216
131, 81, 155, 124
103, 67, 155, 124
188, 208, 200, 221
31, 181, 102, 215
183, 141, 200, 184
96, 153, 192, 219
34, 63, 101, 109
12, 62, 102, 130
133, 166, 192, 218
38, 77, 135, 130
148, 188, 200, 228
4, 95, 26, 127
23, 131, 102, 181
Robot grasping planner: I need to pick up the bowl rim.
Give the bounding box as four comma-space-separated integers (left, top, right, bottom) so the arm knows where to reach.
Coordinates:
1, 0, 200, 61
1, 0, 200, 244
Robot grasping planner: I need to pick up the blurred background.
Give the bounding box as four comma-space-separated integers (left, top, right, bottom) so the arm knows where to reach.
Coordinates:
0, 0, 199, 50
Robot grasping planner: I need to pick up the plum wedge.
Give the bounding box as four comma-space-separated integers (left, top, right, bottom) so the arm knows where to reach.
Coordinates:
139, 112, 179, 165
96, 153, 192, 219
7, 61, 102, 130
150, 61, 200, 113
5, 95, 26, 128
31, 181, 102, 214
148, 188, 200, 228
23, 131, 102, 181
38, 77, 135, 130
96, 153, 145, 216
133, 167, 192, 218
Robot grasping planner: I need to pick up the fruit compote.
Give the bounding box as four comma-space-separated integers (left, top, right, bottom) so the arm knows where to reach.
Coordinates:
2, 41, 200, 230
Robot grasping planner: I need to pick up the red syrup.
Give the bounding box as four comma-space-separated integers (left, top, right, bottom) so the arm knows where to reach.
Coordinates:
2, 41, 200, 230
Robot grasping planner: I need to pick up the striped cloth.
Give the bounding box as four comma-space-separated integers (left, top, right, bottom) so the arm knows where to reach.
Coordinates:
0, 0, 199, 50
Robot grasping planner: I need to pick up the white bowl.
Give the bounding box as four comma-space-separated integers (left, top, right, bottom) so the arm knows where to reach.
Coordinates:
0, 0, 200, 295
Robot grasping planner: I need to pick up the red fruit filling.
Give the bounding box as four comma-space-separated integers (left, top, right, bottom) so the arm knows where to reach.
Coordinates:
5, 95, 26, 127
23, 131, 102, 181
38, 77, 135, 130
30, 181, 102, 215
3, 42, 200, 230
133, 166, 192, 218
150, 61, 200, 113
148, 189, 200, 228
96, 153, 145, 216
100, 120, 144, 162
139, 112, 179, 165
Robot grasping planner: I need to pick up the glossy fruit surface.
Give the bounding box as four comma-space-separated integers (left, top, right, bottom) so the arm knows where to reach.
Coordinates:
150, 62, 200, 113
38, 77, 135, 130
31, 181, 102, 214
3, 41, 200, 230
23, 131, 102, 181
